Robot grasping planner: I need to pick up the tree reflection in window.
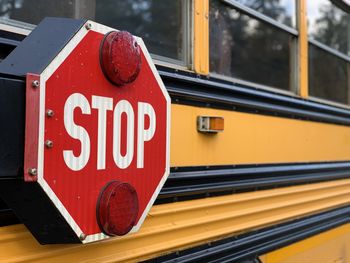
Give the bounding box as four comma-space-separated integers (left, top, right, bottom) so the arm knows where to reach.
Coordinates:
308, 0, 350, 105
0, 0, 186, 62
308, 0, 350, 55
309, 44, 349, 104
210, 0, 294, 91
0, 0, 15, 18
0, 0, 77, 24
96, 0, 185, 61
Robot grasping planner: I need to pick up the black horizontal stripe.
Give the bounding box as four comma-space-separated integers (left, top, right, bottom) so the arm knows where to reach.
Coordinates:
158, 66, 350, 126
0, 29, 27, 42
2, 161, 350, 226
0, 37, 20, 48
0, 199, 19, 227
144, 205, 350, 263
156, 161, 350, 203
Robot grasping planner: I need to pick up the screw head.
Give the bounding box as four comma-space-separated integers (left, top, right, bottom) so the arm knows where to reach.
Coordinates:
79, 233, 86, 241
45, 140, 53, 148
28, 167, 37, 176
46, 109, 54, 117
85, 23, 92, 30
32, 80, 39, 88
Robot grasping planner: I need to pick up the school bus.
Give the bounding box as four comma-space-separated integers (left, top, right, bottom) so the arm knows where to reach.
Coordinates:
0, 0, 350, 262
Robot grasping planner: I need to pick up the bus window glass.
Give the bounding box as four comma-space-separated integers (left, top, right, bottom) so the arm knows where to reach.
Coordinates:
0, 0, 91, 25
234, 0, 296, 28
307, 0, 350, 105
0, 0, 188, 63
309, 44, 349, 105
96, 0, 186, 62
210, 0, 293, 91
308, 0, 350, 56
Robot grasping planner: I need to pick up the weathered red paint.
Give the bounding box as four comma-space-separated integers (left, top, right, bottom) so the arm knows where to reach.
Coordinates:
24, 73, 40, 182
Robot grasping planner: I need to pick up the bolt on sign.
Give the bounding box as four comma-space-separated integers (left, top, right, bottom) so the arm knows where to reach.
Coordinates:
0, 18, 170, 244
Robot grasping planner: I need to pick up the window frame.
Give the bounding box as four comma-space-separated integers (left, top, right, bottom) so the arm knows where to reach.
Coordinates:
208, 0, 300, 96
223, 0, 299, 35
307, 0, 350, 107
0, 17, 34, 35
149, 0, 193, 69
308, 37, 350, 64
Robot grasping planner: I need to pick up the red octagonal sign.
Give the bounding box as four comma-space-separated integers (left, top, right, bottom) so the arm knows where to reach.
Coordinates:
24, 21, 170, 243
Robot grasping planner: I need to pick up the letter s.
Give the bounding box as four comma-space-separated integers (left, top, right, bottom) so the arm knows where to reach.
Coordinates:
63, 93, 91, 171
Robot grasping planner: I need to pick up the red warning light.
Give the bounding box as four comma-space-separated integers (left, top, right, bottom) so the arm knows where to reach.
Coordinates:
100, 31, 141, 86
97, 181, 139, 236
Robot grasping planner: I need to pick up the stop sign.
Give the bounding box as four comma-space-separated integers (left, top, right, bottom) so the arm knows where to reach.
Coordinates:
23, 20, 170, 243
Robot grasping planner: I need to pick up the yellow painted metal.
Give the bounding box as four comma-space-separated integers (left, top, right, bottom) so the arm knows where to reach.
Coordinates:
262, 223, 350, 263
193, 0, 209, 74
297, 0, 308, 98
1, 179, 350, 262
170, 104, 350, 167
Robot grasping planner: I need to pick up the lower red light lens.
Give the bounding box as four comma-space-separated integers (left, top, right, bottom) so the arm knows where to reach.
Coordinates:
97, 181, 139, 236
100, 31, 141, 86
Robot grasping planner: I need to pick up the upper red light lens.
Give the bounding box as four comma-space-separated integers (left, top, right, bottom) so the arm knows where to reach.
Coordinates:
97, 181, 139, 236
100, 31, 141, 86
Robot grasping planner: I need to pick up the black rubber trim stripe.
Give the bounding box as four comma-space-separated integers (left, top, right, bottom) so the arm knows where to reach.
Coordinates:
0, 37, 20, 48
0, 199, 19, 227
156, 161, 350, 203
144, 205, 350, 263
158, 66, 350, 126
2, 161, 350, 225
0, 37, 19, 62
0, 29, 27, 42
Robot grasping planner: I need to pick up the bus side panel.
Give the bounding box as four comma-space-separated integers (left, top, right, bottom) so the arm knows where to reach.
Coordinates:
261, 223, 350, 263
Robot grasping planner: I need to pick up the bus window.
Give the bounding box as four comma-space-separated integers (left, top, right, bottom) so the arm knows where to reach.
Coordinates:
309, 44, 349, 105
96, 0, 190, 65
308, 0, 350, 105
0, 0, 190, 66
209, 0, 297, 92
